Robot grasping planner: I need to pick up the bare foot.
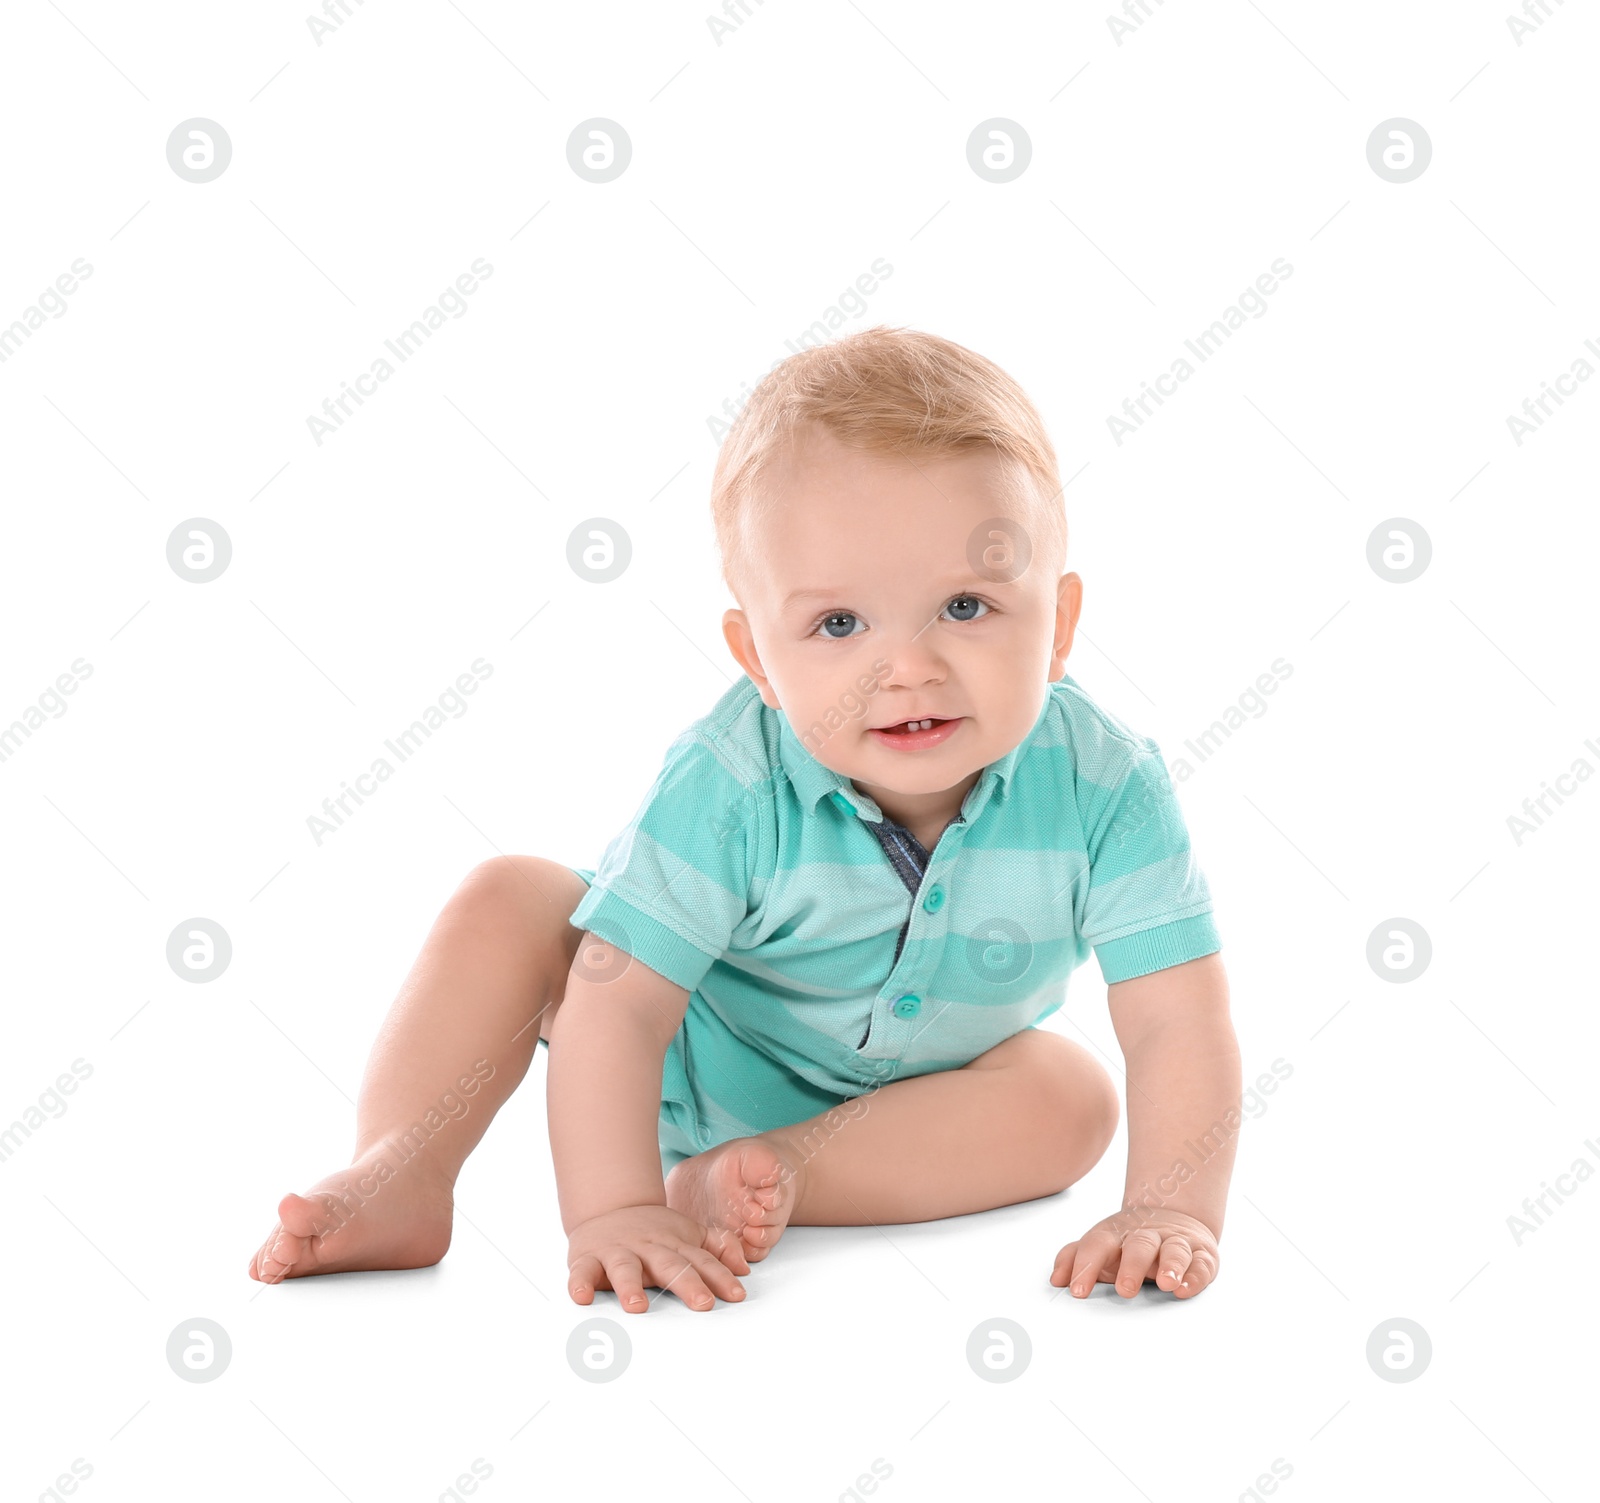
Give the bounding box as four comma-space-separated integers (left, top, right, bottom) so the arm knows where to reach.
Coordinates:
664, 1135, 803, 1265
247, 1145, 455, 1283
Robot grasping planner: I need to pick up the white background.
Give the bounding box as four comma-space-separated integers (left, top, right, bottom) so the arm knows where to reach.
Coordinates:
2, 1, 1596, 1499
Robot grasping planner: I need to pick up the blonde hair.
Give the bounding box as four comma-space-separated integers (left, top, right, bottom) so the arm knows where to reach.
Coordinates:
710, 325, 1066, 597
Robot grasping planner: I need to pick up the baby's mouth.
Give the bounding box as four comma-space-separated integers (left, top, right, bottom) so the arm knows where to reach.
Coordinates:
867, 716, 964, 749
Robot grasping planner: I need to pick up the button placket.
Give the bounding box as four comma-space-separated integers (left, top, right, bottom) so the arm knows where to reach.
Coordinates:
862, 819, 964, 1059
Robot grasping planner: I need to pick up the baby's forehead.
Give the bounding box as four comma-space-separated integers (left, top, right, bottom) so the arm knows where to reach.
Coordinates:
734, 438, 1044, 597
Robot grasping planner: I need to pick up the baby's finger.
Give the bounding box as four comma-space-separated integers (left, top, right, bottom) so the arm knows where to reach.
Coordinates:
1173, 1246, 1219, 1299
1050, 1239, 1104, 1284
600, 1250, 650, 1314
1154, 1236, 1193, 1293
646, 1252, 717, 1313
682, 1245, 746, 1303
568, 1254, 606, 1305
1067, 1232, 1120, 1297
701, 1224, 752, 1277
1115, 1229, 1162, 1296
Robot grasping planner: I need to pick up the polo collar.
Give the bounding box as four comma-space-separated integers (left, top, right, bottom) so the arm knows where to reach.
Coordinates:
775, 691, 1049, 825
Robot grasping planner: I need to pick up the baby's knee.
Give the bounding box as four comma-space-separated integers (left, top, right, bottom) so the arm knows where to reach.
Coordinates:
1074, 1051, 1121, 1155
454, 855, 572, 923
456, 855, 530, 906
451, 857, 588, 968
1023, 1033, 1120, 1185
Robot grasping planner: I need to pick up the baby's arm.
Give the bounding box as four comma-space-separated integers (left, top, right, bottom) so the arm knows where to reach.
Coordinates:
548, 934, 749, 1313
1050, 952, 1242, 1300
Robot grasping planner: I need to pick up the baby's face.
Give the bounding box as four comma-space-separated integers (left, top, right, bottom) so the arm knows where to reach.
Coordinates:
723, 425, 1080, 802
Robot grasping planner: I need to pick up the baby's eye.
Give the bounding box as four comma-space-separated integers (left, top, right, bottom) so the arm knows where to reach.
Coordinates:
815, 611, 864, 639
943, 595, 990, 623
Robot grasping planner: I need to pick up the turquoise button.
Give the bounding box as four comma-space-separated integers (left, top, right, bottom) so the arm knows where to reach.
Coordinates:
892, 994, 922, 1019
922, 883, 945, 913
829, 791, 851, 814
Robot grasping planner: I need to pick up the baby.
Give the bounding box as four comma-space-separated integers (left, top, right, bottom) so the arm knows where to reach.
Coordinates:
248, 326, 1242, 1311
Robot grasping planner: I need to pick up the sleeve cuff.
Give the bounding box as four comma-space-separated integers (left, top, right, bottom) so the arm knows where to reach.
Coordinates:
1094, 911, 1222, 985
567, 885, 718, 994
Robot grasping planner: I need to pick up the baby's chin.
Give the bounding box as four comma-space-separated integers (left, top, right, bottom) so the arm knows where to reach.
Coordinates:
841, 743, 989, 796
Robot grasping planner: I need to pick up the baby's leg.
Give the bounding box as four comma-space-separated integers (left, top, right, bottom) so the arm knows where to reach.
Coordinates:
664, 1029, 1118, 1261
248, 857, 588, 1282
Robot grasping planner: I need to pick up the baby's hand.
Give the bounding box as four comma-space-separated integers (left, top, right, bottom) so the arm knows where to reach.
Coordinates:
567, 1204, 750, 1314
1049, 1208, 1219, 1301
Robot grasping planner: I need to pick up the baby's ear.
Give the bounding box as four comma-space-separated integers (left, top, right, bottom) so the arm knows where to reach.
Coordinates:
1049, 571, 1084, 676
721, 609, 774, 701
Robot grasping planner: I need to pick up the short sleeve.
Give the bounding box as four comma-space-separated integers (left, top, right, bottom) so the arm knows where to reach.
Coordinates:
568, 732, 757, 993
1076, 741, 1221, 985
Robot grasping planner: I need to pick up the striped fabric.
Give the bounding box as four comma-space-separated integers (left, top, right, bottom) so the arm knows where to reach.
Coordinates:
564, 671, 1221, 1169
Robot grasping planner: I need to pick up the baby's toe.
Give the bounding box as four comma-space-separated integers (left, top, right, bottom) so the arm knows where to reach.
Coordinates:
744, 1194, 789, 1226
743, 1144, 786, 1184
256, 1228, 310, 1283
276, 1191, 332, 1240
249, 1223, 286, 1281
248, 1236, 273, 1282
